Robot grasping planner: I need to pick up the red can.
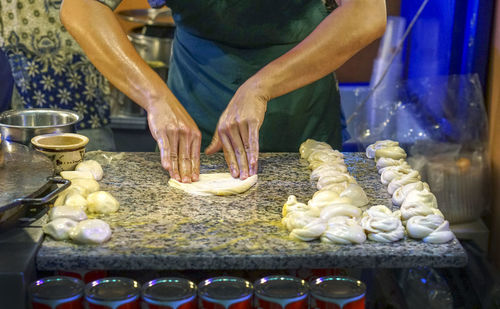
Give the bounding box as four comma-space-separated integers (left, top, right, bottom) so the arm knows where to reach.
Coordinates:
85, 277, 141, 309
56, 269, 108, 283
254, 275, 308, 309
29, 276, 84, 309
310, 276, 366, 309
198, 276, 253, 309
142, 277, 197, 309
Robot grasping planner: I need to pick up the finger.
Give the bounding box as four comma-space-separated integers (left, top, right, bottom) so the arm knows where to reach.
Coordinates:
230, 123, 249, 180
247, 121, 260, 175
158, 137, 173, 177
205, 131, 223, 154
219, 130, 239, 178
178, 130, 192, 183
166, 129, 181, 181
191, 132, 201, 182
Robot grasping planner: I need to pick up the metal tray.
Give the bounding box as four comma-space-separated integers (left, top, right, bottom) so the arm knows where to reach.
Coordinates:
0, 141, 69, 229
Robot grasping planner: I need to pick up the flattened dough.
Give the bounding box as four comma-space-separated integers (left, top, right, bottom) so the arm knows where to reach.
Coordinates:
168, 173, 258, 196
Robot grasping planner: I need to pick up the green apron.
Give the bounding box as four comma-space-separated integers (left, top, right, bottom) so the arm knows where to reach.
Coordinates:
156, 0, 342, 151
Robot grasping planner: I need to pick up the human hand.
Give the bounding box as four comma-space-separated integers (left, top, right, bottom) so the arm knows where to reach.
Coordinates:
205, 81, 268, 179
147, 99, 201, 183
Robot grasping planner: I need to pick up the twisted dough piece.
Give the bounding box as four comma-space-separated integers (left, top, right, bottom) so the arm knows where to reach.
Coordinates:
282, 195, 310, 217
392, 181, 430, 206
380, 166, 415, 185
320, 203, 362, 221
311, 168, 348, 182
406, 215, 454, 243
366, 140, 399, 159
375, 146, 407, 161
376, 158, 408, 172
309, 162, 347, 176
290, 218, 327, 241
299, 139, 332, 160
400, 189, 442, 223
317, 174, 356, 190
282, 211, 320, 232
361, 206, 404, 243
339, 183, 369, 207
387, 171, 421, 195
320, 216, 366, 244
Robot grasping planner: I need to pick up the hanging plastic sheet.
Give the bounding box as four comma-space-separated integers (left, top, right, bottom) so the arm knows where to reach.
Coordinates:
347, 74, 490, 223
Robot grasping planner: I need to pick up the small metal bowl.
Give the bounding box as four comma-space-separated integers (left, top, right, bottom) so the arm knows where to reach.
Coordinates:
0, 109, 82, 145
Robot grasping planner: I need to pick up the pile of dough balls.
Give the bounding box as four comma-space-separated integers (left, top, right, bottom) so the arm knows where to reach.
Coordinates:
281, 139, 370, 244
42, 160, 118, 244
365, 140, 454, 243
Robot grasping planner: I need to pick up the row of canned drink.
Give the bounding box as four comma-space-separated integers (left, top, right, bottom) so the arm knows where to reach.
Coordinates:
29, 275, 366, 309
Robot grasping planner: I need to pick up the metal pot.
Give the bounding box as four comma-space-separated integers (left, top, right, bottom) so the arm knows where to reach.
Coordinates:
0, 109, 82, 145
128, 25, 174, 69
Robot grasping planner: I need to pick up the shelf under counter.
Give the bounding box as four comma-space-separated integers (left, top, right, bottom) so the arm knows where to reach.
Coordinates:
36, 152, 467, 271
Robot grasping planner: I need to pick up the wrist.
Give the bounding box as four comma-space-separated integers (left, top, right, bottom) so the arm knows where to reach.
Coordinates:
244, 74, 272, 102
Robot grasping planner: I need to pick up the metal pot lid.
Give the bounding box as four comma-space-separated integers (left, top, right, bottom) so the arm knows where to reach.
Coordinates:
0, 140, 54, 209
117, 8, 175, 26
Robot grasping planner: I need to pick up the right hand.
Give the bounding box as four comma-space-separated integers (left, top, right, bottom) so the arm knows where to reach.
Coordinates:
147, 99, 201, 183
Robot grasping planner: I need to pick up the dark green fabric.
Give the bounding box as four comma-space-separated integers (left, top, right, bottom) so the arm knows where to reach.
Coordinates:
166, 0, 342, 151
95, 0, 343, 151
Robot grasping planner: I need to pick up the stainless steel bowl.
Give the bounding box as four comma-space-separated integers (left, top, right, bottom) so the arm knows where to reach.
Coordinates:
0, 109, 82, 145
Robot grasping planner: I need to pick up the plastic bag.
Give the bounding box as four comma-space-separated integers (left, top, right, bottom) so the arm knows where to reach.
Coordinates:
347, 74, 488, 151
347, 74, 490, 223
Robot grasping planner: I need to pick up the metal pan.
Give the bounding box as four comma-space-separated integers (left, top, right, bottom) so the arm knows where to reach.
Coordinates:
117, 8, 174, 26
0, 140, 70, 230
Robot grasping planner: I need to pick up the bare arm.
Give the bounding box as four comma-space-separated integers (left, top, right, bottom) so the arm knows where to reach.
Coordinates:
206, 0, 387, 179
60, 0, 201, 183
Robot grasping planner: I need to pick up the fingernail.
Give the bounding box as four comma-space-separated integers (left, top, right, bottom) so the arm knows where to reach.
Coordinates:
182, 177, 191, 183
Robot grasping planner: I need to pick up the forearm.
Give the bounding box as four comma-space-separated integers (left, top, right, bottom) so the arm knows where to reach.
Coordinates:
60, 0, 175, 110
252, 0, 386, 100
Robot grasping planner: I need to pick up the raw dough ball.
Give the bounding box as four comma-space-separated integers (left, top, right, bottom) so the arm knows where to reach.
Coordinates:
64, 193, 88, 211
54, 185, 90, 207
75, 160, 104, 181
168, 173, 258, 196
69, 219, 112, 244
87, 191, 120, 214
43, 218, 78, 240
50, 206, 87, 221
71, 178, 100, 194
60, 171, 94, 181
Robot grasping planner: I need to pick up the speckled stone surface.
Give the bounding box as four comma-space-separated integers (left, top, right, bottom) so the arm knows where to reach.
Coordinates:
36, 152, 468, 271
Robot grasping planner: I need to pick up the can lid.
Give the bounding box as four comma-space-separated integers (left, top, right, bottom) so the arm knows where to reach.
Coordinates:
142, 277, 197, 301
29, 276, 84, 300
198, 276, 253, 300
254, 276, 308, 299
85, 277, 140, 301
310, 276, 366, 300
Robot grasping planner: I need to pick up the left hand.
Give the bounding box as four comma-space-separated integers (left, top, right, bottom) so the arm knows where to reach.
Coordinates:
205, 81, 268, 179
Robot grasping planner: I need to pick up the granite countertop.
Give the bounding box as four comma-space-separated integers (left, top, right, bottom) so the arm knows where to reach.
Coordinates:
36, 152, 468, 271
